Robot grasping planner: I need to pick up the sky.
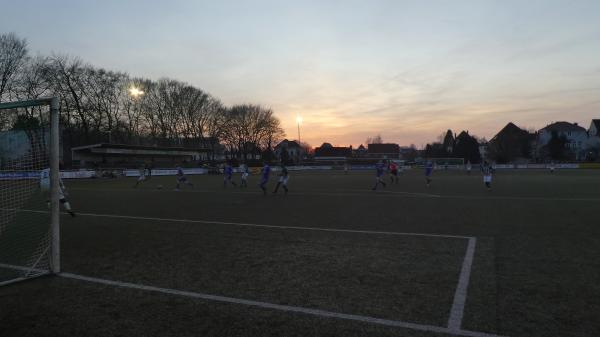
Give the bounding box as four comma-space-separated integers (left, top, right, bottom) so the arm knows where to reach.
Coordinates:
1, 0, 600, 148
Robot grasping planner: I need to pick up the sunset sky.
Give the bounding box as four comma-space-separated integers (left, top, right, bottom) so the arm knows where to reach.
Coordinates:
2, 0, 600, 147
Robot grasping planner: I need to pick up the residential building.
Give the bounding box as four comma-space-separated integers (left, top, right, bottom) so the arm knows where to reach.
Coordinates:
353, 144, 368, 158
488, 122, 536, 163
585, 119, 600, 160
588, 119, 600, 137
274, 139, 305, 163
537, 121, 587, 161
442, 130, 455, 154
367, 143, 400, 159
478, 141, 489, 160
314, 143, 352, 160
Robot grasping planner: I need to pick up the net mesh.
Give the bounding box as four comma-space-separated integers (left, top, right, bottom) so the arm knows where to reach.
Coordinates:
0, 104, 53, 284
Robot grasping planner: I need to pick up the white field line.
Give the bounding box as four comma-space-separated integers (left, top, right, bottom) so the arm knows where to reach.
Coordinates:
70, 187, 442, 199
3, 208, 471, 240
68, 187, 600, 202
58, 272, 507, 337
342, 188, 441, 197
448, 237, 477, 331
0, 226, 498, 336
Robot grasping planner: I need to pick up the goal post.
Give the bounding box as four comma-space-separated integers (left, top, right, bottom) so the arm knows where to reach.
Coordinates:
0, 97, 60, 286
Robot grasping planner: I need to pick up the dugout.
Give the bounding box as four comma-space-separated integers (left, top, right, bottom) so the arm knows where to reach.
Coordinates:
71, 143, 210, 168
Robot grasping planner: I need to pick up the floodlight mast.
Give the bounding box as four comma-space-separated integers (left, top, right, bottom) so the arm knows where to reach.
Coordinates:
296, 115, 302, 143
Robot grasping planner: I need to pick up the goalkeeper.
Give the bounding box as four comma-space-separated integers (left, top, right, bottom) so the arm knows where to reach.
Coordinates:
40, 167, 76, 217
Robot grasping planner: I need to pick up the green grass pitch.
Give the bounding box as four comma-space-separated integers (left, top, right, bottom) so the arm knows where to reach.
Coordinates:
1, 169, 599, 337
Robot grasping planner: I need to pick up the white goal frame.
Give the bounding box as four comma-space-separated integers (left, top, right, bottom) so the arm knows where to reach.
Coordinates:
0, 97, 60, 281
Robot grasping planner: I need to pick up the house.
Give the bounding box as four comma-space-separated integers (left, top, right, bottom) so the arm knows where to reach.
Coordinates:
453, 131, 481, 163
589, 119, 600, 137
353, 144, 368, 158
367, 143, 400, 159
488, 122, 536, 163
274, 139, 305, 163
585, 119, 600, 160
399, 146, 418, 161
314, 143, 352, 160
537, 121, 587, 161
442, 130, 455, 154
478, 140, 489, 160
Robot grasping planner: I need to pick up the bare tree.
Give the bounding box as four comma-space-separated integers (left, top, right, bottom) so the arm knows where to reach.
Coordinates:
122, 77, 151, 143
47, 54, 91, 139
2, 33, 288, 163
366, 134, 383, 144
83, 66, 129, 140
222, 104, 285, 160
0, 32, 28, 102
3, 55, 52, 128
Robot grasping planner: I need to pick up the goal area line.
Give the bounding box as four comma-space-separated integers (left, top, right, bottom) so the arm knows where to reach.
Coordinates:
1, 209, 503, 337
0, 262, 506, 337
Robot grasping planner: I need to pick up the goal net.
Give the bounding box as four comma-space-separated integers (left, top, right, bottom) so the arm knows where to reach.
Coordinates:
0, 98, 60, 286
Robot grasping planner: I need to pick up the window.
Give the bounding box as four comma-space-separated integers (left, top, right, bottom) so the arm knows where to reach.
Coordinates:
567, 131, 572, 136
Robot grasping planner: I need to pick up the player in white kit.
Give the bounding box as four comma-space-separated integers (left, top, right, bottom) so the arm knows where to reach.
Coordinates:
481, 161, 493, 190
40, 168, 76, 217
133, 164, 147, 188
240, 163, 249, 187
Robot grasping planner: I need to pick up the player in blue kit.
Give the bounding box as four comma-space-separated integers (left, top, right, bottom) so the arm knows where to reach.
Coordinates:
259, 162, 271, 195
175, 166, 194, 191
372, 160, 387, 190
223, 162, 237, 187
425, 160, 433, 187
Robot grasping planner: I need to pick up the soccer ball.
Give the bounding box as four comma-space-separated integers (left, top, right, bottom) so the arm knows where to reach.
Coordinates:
157, 184, 163, 190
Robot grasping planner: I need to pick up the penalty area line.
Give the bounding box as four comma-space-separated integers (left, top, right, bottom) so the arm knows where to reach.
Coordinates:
69, 187, 442, 199
448, 237, 477, 331
4, 208, 472, 240
58, 272, 508, 337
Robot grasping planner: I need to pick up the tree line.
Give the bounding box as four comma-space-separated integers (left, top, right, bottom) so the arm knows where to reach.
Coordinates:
0, 32, 285, 161
423, 129, 482, 163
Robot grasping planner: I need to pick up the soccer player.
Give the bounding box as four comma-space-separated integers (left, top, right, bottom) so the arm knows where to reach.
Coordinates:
549, 161, 555, 174
425, 160, 433, 187
240, 162, 249, 187
466, 160, 472, 175
389, 161, 399, 184
482, 161, 493, 190
273, 163, 289, 194
133, 164, 147, 188
145, 163, 153, 181
259, 162, 271, 195
223, 162, 237, 187
344, 162, 349, 175
40, 167, 76, 217
175, 166, 194, 191
372, 160, 387, 190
